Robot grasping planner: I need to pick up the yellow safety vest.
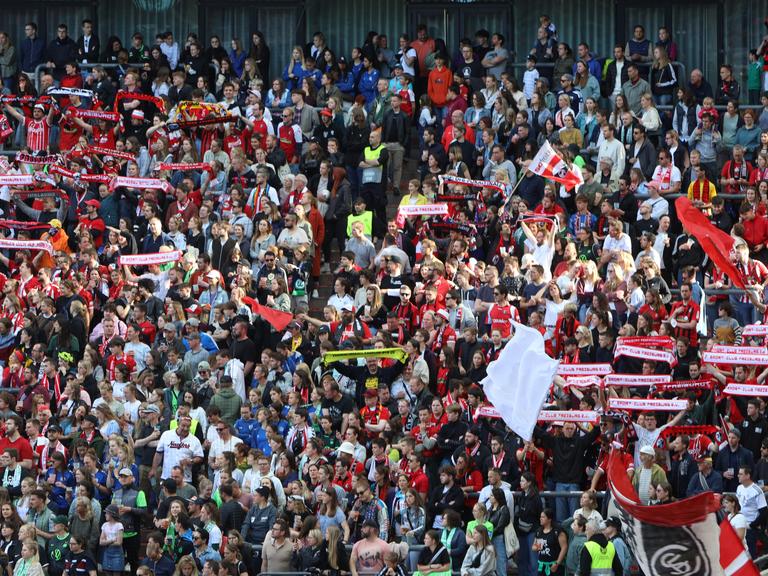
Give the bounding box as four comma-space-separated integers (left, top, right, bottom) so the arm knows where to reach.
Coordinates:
361, 144, 385, 184
584, 540, 616, 575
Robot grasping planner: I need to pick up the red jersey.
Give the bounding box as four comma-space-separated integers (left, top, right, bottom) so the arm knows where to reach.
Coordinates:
278, 123, 300, 162
360, 404, 391, 427
0, 435, 34, 465
92, 125, 116, 149
487, 303, 519, 338
105, 353, 137, 383
77, 215, 106, 247
669, 299, 700, 348
24, 117, 51, 152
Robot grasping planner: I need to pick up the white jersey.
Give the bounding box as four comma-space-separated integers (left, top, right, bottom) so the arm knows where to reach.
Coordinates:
156, 430, 204, 481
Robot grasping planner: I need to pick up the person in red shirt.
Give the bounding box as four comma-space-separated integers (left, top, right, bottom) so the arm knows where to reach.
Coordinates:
0, 415, 34, 469
360, 389, 391, 435
77, 199, 106, 247
3, 102, 55, 152
105, 337, 137, 383
432, 309, 457, 351
669, 282, 701, 349
427, 54, 452, 111
406, 452, 430, 499
486, 286, 520, 339
740, 202, 768, 262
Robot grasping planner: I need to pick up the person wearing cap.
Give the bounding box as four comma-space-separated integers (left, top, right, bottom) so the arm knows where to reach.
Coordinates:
601, 516, 632, 574
75, 198, 106, 248
578, 517, 624, 576
241, 485, 277, 549
631, 445, 667, 505
47, 514, 71, 576
350, 517, 390, 576
112, 466, 147, 572
687, 454, 723, 497
2, 97, 55, 153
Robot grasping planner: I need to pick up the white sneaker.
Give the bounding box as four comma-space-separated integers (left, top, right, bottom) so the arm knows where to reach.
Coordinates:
311, 289, 320, 299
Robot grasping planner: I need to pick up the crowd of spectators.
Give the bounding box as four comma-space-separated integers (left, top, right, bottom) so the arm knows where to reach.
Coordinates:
0, 11, 766, 576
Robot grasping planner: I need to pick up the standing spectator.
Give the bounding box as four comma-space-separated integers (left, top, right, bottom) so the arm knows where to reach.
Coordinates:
480, 33, 509, 81
533, 422, 600, 521
19, 22, 44, 76
45, 24, 77, 81
76, 19, 99, 65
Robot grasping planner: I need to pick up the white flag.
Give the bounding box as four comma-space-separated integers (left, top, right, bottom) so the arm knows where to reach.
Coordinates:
481, 321, 559, 441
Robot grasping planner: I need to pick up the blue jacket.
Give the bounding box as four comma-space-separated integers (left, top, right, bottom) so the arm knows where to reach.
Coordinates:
229, 49, 246, 77
234, 418, 257, 446
19, 36, 45, 72
337, 71, 356, 95
358, 68, 380, 105
283, 62, 304, 90
686, 468, 724, 497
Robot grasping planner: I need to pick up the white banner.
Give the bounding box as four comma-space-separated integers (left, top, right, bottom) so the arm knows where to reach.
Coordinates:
741, 325, 768, 337
0, 175, 34, 186
118, 250, 182, 266
723, 383, 768, 397
538, 410, 600, 423
702, 350, 768, 366
614, 343, 677, 365
604, 374, 673, 387
565, 375, 603, 388
557, 363, 613, 376
608, 398, 687, 411
0, 239, 53, 254
397, 203, 449, 217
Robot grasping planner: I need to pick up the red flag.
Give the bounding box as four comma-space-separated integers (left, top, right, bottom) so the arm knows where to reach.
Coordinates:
675, 197, 745, 289
528, 141, 583, 191
607, 450, 724, 574
720, 518, 759, 575
242, 297, 293, 331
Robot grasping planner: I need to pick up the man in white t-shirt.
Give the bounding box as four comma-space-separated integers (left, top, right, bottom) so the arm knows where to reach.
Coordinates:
648, 149, 681, 195
151, 416, 204, 482
631, 411, 685, 469
208, 422, 243, 468
737, 465, 768, 557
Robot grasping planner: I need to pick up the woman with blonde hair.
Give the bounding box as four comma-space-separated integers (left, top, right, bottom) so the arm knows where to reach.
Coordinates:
240, 58, 261, 94
357, 284, 387, 332
173, 555, 199, 576
69, 496, 99, 556
283, 46, 305, 91
13, 540, 43, 576
650, 45, 677, 106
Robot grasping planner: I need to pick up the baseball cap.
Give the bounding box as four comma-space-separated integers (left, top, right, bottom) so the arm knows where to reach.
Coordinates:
131, 110, 145, 120
340, 302, 355, 312
320, 108, 333, 118
52, 515, 69, 526
639, 445, 655, 457
34, 104, 45, 111
49, 219, 62, 229
436, 309, 450, 321
362, 519, 379, 529
140, 404, 161, 414
197, 360, 211, 372
84, 199, 101, 208
118, 468, 134, 477
318, 325, 331, 335
186, 317, 201, 327
600, 516, 621, 531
